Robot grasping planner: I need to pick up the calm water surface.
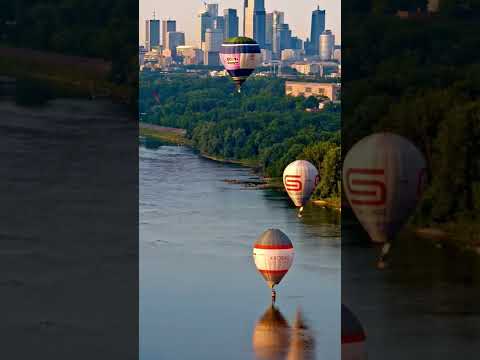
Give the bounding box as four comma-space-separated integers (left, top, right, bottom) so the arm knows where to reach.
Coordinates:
139, 139, 341, 360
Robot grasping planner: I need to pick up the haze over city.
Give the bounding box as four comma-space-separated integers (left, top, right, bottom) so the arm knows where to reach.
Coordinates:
139, 0, 341, 46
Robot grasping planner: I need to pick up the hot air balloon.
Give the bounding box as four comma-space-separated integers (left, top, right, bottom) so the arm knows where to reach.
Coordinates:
283, 160, 319, 215
253, 229, 294, 302
343, 132, 427, 267
220, 37, 262, 92
342, 304, 367, 360
253, 305, 291, 360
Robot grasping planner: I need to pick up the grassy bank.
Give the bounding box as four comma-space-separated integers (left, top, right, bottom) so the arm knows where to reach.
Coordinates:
139, 124, 191, 146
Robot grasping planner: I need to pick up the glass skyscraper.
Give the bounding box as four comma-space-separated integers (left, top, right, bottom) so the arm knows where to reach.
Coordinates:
309, 6, 326, 55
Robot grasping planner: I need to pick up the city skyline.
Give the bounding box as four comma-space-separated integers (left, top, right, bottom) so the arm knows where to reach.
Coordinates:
139, 0, 341, 46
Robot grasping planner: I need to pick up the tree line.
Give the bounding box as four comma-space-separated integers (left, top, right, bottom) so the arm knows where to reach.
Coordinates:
140, 75, 341, 200
343, 6, 480, 232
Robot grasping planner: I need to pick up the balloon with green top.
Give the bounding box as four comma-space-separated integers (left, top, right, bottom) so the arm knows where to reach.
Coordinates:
220, 37, 262, 92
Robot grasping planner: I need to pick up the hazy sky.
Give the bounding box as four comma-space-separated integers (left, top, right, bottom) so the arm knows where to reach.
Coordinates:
139, 0, 341, 46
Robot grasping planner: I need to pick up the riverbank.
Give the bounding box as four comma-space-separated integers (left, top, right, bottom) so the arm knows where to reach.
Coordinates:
140, 122, 341, 210
414, 221, 480, 255
0, 46, 130, 104
139, 124, 191, 146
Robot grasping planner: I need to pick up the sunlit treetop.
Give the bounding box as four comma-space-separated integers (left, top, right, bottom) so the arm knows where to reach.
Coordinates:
223, 37, 257, 44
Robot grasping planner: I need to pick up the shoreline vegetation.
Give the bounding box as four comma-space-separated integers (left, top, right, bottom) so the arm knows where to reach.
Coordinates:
139, 124, 479, 250
140, 123, 341, 210
139, 76, 342, 210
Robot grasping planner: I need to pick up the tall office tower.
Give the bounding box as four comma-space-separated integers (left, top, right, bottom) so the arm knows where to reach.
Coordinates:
206, 3, 219, 17
214, 16, 225, 36
197, 8, 213, 49
243, 0, 248, 36
245, 0, 266, 48
268, 10, 284, 50
272, 23, 291, 59
290, 36, 303, 50
166, 31, 185, 58
145, 18, 160, 51
272, 10, 284, 26
319, 30, 335, 60
265, 13, 273, 49
309, 6, 326, 55
162, 20, 176, 48
204, 28, 223, 66
223, 9, 239, 40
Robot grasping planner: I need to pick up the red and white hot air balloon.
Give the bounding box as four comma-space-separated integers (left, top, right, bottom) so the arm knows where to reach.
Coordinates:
253, 229, 294, 302
283, 160, 319, 214
343, 132, 427, 266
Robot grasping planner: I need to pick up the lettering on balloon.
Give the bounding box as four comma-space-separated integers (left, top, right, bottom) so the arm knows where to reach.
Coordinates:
284, 175, 303, 191
346, 168, 386, 206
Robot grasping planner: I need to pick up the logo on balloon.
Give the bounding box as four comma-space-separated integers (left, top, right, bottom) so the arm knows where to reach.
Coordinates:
284, 175, 303, 191
226, 57, 239, 65
345, 168, 386, 206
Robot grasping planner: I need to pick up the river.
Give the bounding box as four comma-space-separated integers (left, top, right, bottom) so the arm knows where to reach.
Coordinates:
139, 138, 341, 360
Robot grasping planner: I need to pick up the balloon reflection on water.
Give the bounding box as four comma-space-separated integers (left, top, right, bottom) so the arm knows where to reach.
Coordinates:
253, 306, 316, 360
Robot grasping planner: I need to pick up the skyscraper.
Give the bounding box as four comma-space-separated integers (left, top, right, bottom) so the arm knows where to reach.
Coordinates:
319, 30, 335, 60
197, 9, 213, 49
206, 3, 219, 17
272, 23, 291, 59
224, 9, 239, 40
245, 0, 266, 48
204, 28, 223, 66
265, 13, 273, 49
309, 6, 326, 55
214, 16, 225, 37
166, 31, 185, 58
162, 20, 176, 48
145, 18, 160, 51
243, 0, 248, 36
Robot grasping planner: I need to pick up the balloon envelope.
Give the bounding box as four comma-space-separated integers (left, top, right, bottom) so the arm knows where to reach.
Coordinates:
253, 229, 294, 288
283, 160, 319, 208
343, 132, 427, 243
220, 37, 262, 90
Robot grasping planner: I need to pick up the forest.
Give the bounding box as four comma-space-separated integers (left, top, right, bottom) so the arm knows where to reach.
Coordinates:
343, 1, 480, 238
0, 0, 137, 88
140, 75, 342, 201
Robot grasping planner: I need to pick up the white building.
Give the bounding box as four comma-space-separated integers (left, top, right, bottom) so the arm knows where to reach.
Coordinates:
204, 28, 223, 53
290, 62, 322, 75
281, 49, 302, 62
176, 46, 204, 65
319, 30, 335, 61
261, 49, 272, 64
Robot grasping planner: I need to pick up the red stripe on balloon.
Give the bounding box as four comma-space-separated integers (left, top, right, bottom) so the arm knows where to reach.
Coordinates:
341, 334, 366, 344
258, 269, 289, 275
254, 244, 293, 249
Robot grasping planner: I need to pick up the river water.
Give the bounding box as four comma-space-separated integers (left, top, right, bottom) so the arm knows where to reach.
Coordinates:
139, 138, 341, 360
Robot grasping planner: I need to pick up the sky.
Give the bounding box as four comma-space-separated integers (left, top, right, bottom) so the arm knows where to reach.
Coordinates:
139, 0, 341, 46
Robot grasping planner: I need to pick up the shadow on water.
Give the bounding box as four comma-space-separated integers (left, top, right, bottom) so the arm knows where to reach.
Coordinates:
139, 136, 165, 150
342, 209, 480, 359
253, 305, 316, 360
